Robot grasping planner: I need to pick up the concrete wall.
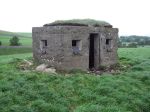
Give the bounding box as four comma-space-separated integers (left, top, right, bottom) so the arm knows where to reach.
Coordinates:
32, 26, 118, 71
99, 28, 118, 66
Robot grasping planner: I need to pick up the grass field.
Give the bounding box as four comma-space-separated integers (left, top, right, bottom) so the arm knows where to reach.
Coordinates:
0, 48, 150, 112
0, 36, 32, 46
118, 48, 150, 61
0, 47, 32, 55
0, 53, 32, 63
0, 30, 32, 46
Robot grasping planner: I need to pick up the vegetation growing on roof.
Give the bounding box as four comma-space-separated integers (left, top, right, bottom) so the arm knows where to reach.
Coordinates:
44, 19, 111, 27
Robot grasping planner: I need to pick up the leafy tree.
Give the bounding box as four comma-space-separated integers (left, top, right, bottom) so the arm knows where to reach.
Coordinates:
0, 41, 2, 46
9, 36, 21, 46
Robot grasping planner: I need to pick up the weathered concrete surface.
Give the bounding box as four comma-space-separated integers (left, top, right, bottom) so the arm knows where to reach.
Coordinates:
32, 25, 118, 71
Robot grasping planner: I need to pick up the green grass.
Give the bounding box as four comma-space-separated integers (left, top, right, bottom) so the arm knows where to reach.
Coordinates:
0, 47, 32, 55
0, 36, 32, 46
0, 48, 150, 112
0, 53, 32, 63
118, 48, 150, 61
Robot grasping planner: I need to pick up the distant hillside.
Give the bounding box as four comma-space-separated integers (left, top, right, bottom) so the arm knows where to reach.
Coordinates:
15, 32, 32, 38
0, 30, 16, 37
0, 30, 31, 38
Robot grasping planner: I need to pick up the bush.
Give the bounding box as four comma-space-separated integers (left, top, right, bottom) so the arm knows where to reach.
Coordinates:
9, 36, 21, 46
0, 41, 2, 46
127, 43, 137, 48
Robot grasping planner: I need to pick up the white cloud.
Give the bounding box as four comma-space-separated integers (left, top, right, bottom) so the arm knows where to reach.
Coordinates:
0, 0, 150, 36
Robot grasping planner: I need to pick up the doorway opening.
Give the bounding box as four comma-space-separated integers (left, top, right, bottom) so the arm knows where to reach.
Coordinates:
89, 33, 98, 69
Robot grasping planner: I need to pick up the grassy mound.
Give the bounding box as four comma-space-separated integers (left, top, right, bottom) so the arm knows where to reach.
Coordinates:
0, 47, 150, 111
44, 19, 111, 27
0, 57, 150, 112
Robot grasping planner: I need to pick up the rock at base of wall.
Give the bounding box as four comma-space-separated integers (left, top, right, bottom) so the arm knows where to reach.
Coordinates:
36, 64, 56, 74
44, 68, 56, 74
36, 64, 48, 72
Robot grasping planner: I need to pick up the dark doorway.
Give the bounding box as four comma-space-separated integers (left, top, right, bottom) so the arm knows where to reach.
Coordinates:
89, 33, 98, 69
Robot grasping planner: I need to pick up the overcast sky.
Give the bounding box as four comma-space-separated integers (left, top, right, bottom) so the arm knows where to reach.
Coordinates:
0, 0, 150, 36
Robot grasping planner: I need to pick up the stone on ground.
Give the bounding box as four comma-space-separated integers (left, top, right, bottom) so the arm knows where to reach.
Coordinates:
44, 68, 56, 74
36, 64, 48, 72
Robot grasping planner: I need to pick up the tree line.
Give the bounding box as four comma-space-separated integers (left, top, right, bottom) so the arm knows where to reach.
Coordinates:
118, 35, 150, 48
